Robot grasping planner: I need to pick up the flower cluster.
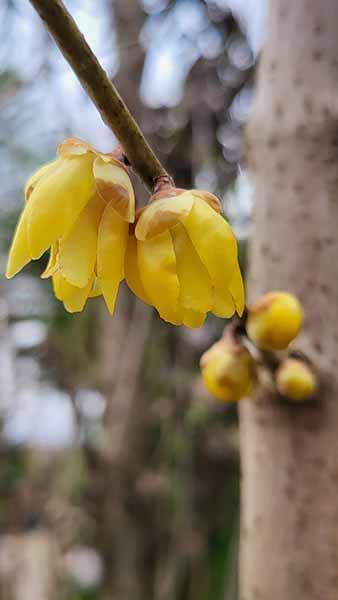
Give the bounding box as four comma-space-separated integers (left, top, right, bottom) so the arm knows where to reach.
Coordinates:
6, 138, 244, 328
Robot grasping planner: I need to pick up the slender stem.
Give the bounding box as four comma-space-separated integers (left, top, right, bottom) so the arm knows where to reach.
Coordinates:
29, 0, 170, 190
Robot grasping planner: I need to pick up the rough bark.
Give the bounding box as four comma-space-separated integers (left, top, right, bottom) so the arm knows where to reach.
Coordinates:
240, 1, 338, 599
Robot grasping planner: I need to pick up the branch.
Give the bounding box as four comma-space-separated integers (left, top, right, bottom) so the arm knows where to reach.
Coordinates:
29, 0, 170, 191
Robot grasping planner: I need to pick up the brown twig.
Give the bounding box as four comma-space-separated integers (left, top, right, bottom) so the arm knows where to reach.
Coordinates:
28, 0, 170, 191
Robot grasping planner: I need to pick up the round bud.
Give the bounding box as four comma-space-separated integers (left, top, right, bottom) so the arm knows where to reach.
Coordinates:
200, 339, 255, 402
246, 291, 304, 351
276, 358, 317, 401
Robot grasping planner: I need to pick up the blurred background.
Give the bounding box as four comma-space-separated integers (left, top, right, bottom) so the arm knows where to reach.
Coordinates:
0, 1, 265, 598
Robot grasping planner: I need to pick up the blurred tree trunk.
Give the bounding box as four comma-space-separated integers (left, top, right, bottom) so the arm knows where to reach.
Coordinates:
240, 1, 338, 598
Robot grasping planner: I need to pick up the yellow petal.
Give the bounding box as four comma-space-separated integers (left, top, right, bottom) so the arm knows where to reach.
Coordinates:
182, 309, 206, 328
58, 194, 104, 288
58, 137, 95, 158
25, 159, 61, 202
6, 210, 30, 278
137, 231, 182, 325
181, 198, 238, 285
26, 154, 95, 260
229, 263, 245, 316
93, 156, 135, 223
191, 189, 222, 213
41, 243, 59, 279
52, 272, 93, 312
125, 235, 150, 305
171, 223, 212, 314
97, 202, 128, 314
212, 288, 236, 318
89, 278, 102, 298
135, 192, 194, 241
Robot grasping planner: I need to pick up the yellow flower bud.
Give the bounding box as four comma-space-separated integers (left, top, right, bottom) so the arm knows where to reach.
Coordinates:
276, 358, 317, 401
246, 291, 304, 351
125, 186, 244, 328
6, 138, 135, 315
200, 339, 255, 402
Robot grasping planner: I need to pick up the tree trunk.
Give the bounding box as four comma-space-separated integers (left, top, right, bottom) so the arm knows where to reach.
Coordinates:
240, 1, 338, 599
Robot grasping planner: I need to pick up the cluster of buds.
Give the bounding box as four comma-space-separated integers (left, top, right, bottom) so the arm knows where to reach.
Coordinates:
200, 291, 318, 404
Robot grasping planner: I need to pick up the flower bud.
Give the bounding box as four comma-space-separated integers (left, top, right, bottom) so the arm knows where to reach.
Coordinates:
246, 291, 304, 351
276, 358, 317, 401
200, 339, 255, 402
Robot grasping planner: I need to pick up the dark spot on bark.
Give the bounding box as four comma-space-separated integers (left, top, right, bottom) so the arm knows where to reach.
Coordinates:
325, 237, 334, 245
284, 483, 296, 500
330, 575, 338, 588
253, 586, 262, 599
331, 58, 338, 69
312, 49, 323, 61
261, 243, 269, 255
312, 456, 326, 469
296, 123, 307, 137
313, 239, 322, 251
295, 510, 309, 534
293, 76, 303, 87
267, 135, 278, 148
279, 6, 288, 18
304, 152, 317, 162
269, 60, 277, 71
293, 181, 304, 193
330, 467, 338, 483
299, 571, 314, 594
313, 21, 324, 35
276, 160, 287, 173
303, 96, 314, 115
320, 283, 330, 295
274, 102, 284, 119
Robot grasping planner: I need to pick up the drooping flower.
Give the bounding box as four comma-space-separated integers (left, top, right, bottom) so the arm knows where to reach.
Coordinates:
6, 138, 135, 313
246, 291, 304, 351
125, 186, 244, 328
200, 338, 255, 402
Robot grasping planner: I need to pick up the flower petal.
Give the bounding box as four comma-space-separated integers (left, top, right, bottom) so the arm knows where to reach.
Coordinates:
25, 159, 61, 202
41, 243, 59, 279
93, 156, 135, 222
125, 235, 150, 305
97, 202, 128, 314
182, 309, 206, 328
182, 197, 238, 292
212, 288, 236, 318
191, 189, 222, 213
135, 192, 194, 241
229, 263, 245, 316
52, 272, 93, 312
26, 154, 95, 260
58, 137, 95, 158
89, 277, 101, 298
58, 194, 104, 288
6, 210, 31, 278
137, 231, 182, 325
170, 223, 212, 314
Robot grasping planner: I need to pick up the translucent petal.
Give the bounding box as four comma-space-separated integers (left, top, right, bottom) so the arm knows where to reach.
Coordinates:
135, 192, 194, 241
93, 156, 135, 222
229, 263, 245, 316
212, 288, 236, 318
41, 243, 58, 279
182, 309, 206, 328
89, 278, 102, 298
181, 198, 238, 290
6, 210, 30, 278
97, 202, 128, 314
26, 154, 95, 260
137, 231, 182, 325
58, 194, 104, 288
25, 159, 61, 202
171, 223, 212, 314
52, 272, 93, 313
125, 235, 150, 305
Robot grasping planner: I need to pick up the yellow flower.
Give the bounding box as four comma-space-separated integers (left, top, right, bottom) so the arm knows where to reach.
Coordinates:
125, 187, 244, 328
246, 291, 304, 351
276, 358, 317, 401
200, 339, 255, 402
6, 138, 135, 314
